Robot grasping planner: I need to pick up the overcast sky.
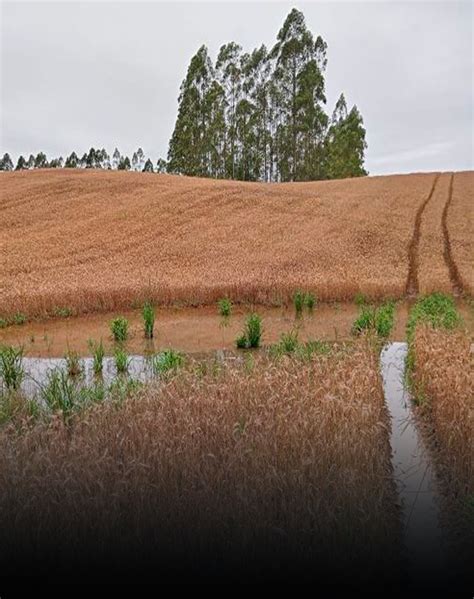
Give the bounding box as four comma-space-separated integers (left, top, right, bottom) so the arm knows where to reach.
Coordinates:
1, 0, 472, 175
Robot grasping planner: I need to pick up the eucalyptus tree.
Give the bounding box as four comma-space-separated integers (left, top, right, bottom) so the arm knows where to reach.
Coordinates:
168, 45, 216, 176
34, 152, 48, 168
0, 153, 14, 171
325, 94, 367, 179
270, 8, 328, 181
112, 148, 121, 170
65, 151, 79, 168
15, 155, 27, 170
216, 42, 244, 179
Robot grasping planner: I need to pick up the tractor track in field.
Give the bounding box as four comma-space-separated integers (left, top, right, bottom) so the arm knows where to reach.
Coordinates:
441, 173, 463, 295
405, 173, 440, 296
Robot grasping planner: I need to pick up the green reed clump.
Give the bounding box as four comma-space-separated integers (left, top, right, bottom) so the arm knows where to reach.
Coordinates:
293, 290, 305, 316
270, 330, 300, 357
296, 340, 331, 361
0, 319, 7, 329
12, 313, 26, 326
88, 338, 105, 375
64, 350, 82, 376
152, 349, 184, 376
0, 345, 24, 391
352, 301, 395, 339
110, 317, 129, 343
41, 369, 79, 414
236, 314, 263, 349
142, 303, 155, 339
305, 292, 316, 312
114, 347, 130, 373
218, 298, 232, 318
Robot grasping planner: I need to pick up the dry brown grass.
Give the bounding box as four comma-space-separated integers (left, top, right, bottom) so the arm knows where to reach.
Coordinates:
2, 168, 471, 319
449, 171, 473, 294
418, 173, 453, 294
0, 342, 400, 579
412, 325, 473, 497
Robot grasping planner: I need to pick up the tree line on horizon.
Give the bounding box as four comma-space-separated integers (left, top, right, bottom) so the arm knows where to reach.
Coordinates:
1, 9, 367, 182
0, 147, 166, 173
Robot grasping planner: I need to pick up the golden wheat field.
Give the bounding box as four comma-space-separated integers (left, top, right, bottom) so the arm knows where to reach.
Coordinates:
1, 168, 472, 319
0, 343, 401, 578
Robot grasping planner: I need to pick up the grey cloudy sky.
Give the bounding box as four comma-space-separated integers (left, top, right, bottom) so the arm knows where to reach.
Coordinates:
1, 0, 473, 175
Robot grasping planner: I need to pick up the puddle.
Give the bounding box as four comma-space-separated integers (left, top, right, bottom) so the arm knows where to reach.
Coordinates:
19, 355, 156, 398
380, 342, 445, 575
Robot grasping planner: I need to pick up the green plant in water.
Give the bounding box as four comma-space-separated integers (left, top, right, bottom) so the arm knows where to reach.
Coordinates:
142, 302, 155, 339
64, 349, 82, 376
218, 298, 232, 318
235, 334, 248, 349
110, 317, 129, 343
41, 369, 79, 414
0, 345, 24, 391
270, 330, 300, 357
114, 347, 130, 373
351, 301, 395, 339
152, 349, 184, 376
305, 292, 316, 312
245, 313, 262, 348
88, 338, 105, 375
293, 290, 305, 316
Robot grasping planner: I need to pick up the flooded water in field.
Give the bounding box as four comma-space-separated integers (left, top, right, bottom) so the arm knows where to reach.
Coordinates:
380, 343, 445, 576
19, 355, 156, 398
0, 302, 411, 358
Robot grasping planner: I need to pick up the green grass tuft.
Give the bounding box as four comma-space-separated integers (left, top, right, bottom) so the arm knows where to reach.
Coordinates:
110, 317, 129, 343
142, 303, 155, 339
0, 345, 24, 391
218, 298, 232, 318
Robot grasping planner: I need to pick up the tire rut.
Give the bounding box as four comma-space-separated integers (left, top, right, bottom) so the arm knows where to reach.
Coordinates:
442, 173, 463, 295
405, 173, 440, 296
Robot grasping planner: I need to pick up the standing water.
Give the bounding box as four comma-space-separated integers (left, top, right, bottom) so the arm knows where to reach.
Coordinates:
380, 342, 446, 580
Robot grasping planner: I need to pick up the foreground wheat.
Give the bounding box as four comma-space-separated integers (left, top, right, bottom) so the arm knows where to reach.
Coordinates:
0, 342, 400, 580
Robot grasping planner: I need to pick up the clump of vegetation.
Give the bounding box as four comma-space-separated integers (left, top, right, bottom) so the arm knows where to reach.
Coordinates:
88, 338, 105, 375
54, 307, 73, 318
351, 301, 395, 339
0, 345, 24, 391
305, 292, 316, 312
293, 290, 305, 316
110, 317, 129, 343
270, 330, 300, 357
41, 369, 78, 415
64, 350, 82, 377
114, 347, 130, 374
0, 319, 7, 329
142, 303, 155, 339
406, 293, 461, 344
218, 298, 232, 318
12, 313, 26, 326
235, 314, 263, 349
152, 349, 184, 376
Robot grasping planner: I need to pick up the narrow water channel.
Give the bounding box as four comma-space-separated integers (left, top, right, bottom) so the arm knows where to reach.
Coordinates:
380, 342, 445, 578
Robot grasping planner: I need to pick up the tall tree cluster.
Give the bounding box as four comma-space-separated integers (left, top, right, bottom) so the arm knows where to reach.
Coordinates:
168, 9, 367, 181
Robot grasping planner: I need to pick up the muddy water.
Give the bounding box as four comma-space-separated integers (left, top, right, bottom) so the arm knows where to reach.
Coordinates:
2, 300, 472, 358
380, 343, 445, 576
0, 302, 412, 357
